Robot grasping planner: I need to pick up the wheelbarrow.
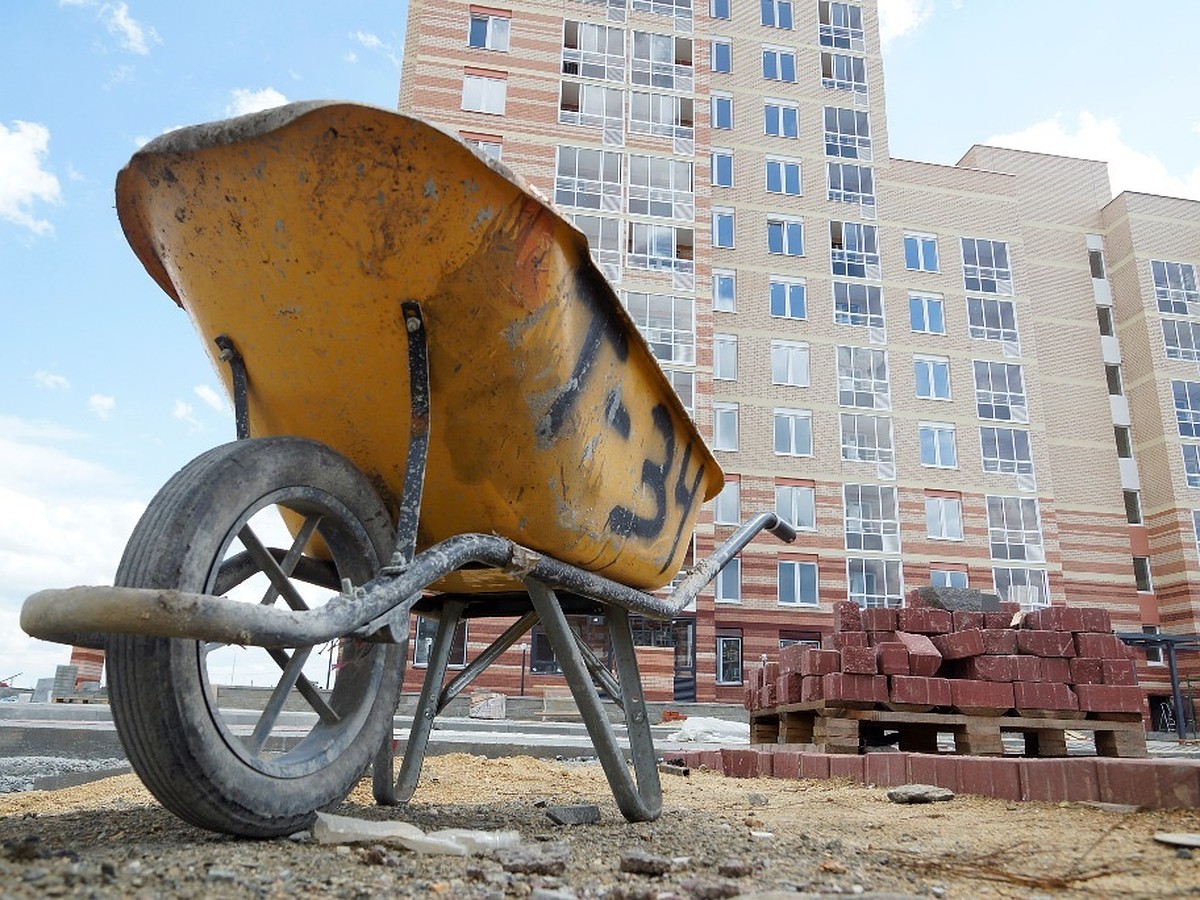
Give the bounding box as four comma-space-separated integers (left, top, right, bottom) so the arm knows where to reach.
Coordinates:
21, 102, 796, 838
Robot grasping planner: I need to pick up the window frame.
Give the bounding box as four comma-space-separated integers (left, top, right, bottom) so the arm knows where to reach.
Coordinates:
973, 360, 1027, 422
839, 412, 894, 465
769, 275, 807, 319
765, 156, 803, 196
986, 495, 1045, 563
468, 12, 511, 52
711, 148, 733, 188
847, 557, 903, 609
715, 559, 741, 603
778, 558, 819, 607
980, 425, 1034, 475
919, 421, 958, 469
413, 616, 469, 668
904, 232, 939, 273
761, 45, 798, 83
713, 401, 739, 450
711, 37, 732, 74
775, 482, 816, 531
462, 71, 508, 115
713, 333, 737, 381
961, 236, 1014, 296
713, 268, 736, 312
773, 407, 813, 457
713, 478, 740, 526
992, 566, 1049, 610
712, 206, 735, 249
771, 339, 810, 386
843, 483, 901, 553
914, 355, 952, 401
925, 494, 964, 541
763, 99, 800, 138
909, 292, 946, 335
715, 633, 743, 683
766, 215, 804, 256
836, 345, 890, 410
711, 92, 733, 130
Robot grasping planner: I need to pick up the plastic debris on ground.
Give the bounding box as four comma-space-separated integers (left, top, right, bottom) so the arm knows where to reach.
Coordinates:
313, 811, 521, 855
666, 716, 750, 745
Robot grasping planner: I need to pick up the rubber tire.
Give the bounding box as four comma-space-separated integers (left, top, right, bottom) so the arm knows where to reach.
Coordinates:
106, 437, 404, 837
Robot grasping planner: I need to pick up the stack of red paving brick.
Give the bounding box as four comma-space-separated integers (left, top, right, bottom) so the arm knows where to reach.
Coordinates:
747, 590, 1142, 719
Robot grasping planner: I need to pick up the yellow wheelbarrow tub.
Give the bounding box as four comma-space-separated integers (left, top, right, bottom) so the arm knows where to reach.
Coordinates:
116, 101, 722, 592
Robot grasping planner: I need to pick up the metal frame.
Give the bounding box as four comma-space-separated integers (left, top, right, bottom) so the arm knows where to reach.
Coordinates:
22, 299, 798, 823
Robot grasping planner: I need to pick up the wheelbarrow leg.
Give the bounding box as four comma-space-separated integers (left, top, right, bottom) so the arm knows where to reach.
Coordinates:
375, 600, 466, 805
524, 578, 662, 822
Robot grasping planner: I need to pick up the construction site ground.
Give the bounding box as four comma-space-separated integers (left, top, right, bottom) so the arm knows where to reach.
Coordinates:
2, 752, 1198, 898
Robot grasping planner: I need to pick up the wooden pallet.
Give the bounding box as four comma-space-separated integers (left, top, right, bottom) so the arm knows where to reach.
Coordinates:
750, 701, 1147, 758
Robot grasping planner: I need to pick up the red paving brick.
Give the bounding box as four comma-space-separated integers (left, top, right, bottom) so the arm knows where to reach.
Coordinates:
979, 628, 1018, 655
931, 629, 985, 660
1101, 658, 1137, 685
897, 607, 953, 635
841, 645, 878, 675
875, 642, 910, 676
1013, 681, 1079, 712
1069, 657, 1105, 684
1024, 606, 1086, 632
949, 678, 1015, 713
1038, 657, 1071, 684
864, 752, 908, 787
889, 675, 952, 707
800, 648, 842, 677
894, 632, 943, 676
799, 752, 831, 780
1017, 630, 1077, 658
959, 655, 1017, 682
1020, 758, 1099, 803
828, 754, 866, 783
772, 750, 801, 779
1074, 683, 1143, 714
1074, 632, 1130, 659
833, 600, 864, 633
822, 672, 888, 705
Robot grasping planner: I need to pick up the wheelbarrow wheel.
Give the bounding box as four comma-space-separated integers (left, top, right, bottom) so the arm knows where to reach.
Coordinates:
106, 437, 405, 837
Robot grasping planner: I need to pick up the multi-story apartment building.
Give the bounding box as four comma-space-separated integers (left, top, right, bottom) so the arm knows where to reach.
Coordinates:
396, 0, 1200, 722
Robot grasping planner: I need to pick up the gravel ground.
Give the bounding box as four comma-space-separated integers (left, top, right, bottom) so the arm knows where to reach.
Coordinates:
1, 753, 1199, 898
0, 758, 128, 794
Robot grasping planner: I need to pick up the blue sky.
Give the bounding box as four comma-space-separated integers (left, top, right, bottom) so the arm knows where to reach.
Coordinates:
2, 0, 1198, 687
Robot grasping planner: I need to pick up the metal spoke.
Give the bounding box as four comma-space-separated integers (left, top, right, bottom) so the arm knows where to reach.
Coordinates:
237, 520, 317, 612
265, 647, 340, 724
247, 646, 313, 754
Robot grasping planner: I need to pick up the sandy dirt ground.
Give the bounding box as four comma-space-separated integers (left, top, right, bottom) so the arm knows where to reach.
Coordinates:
1, 753, 1198, 897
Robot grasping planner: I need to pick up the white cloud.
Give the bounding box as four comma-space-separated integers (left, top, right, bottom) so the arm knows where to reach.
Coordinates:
987, 112, 1200, 202
59, 0, 158, 55
101, 2, 158, 55
172, 399, 202, 432
226, 87, 288, 117
878, 0, 934, 48
352, 31, 384, 51
88, 394, 116, 420
344, 51, 358, 64
0, 121, 62, 236
194, 384, 227, 413
0, 418, 147, 684
35, 371, 71, 391
66, 164, 84, 183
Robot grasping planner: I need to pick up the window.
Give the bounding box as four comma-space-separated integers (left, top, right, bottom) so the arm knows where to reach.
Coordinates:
909, 293, 945, 335
840, 412, 893, 464
713, 333, 737, 380
919, 422, 957, 468
629, 91, 694, 137
830, 222, 879, 279
980, 426, 1034, 475
555, 145, 622, 210
967, 297, 1019, 343
469, 12, 510, 51
560, 81, 622, 128
770, 276, 807, 319
715, 559, 741, 602
1114, 425, 1133, 458
774, 408, 813, 456
710, 0, 731, 18
1153, 260, 1200, 316
627, 153, 693, 220
713, 401, 738, 450
1143, 624, 1163, 665
715, 634, 742, 683
462, 72, 507, 114
463, 135, 503, 160
1133, 556, 1153, 592
993, 567, 1049, 610
571, 214, 622, 276
834, 283, 883, 329
776, 483, 815, 530
926, 495, 963, 541
711, 149, 733, 187
626, 222, 694, 274
836, 345, 890, 410
962, 237, 1014, 295
1105, 364, 1124, 397
631, 31, 693, 91
711, 38, 732, 73
713, 478, 740, 525
711, 93, 733, 129
915, 356, 951, 400
762, 47, 797, 82
904, 233, 939, 273
1173, 380, 1200, 437
820, 51, 867, 94
761, 0, 793, 29
819, 1, 865, 51
973, 361, 1027, 422
712, 207, 735, 249
624, 292, 694, 364
1097, 306, 1115, 337
562, 20, 624, 82
779, 559, 818, 606
667, 368, 694, 416
767, 216, 804, 256
986, 495, 1043, 562
1124, 489, 1143, 525
633, 0, 695, 15
713, 269, 735, 311
824, 107, 871, 160
827, 162, 874, 206
1184, 444, 1200, 487
847, 558, 902, 608
844, 484, 900, 552
413, 616, 469, 667
1089, 248, 1106, 280
930, 568, 967, 589
764, 100, 799, 138
1163, 319, 1200, 361
766, 157, 802, 196
772, 340, 810, 386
